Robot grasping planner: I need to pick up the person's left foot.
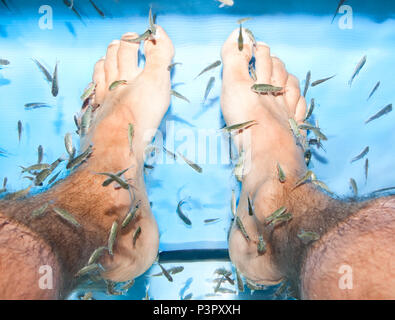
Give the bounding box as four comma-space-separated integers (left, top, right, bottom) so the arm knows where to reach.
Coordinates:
76, 26, 174, 282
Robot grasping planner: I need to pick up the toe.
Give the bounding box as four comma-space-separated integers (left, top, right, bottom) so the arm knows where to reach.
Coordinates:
295, 96, 307, 124
104, 40, 121, 87
118, 32, 141, 80
92, 58, 106, 106
143, 25, 175, 70
221, 27, 254, 83
254, 42, 272, 83
271, 56, 288, 88
284, 74, 301, 115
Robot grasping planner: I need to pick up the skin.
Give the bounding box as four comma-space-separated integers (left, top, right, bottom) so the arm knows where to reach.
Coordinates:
0, 26, 394, 300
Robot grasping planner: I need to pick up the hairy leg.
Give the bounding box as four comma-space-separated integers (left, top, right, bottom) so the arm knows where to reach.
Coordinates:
0, 26, 174, 299
221, 28, 395, 299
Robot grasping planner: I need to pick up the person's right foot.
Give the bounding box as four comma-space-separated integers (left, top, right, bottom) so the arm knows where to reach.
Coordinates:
221, 28, 308, 285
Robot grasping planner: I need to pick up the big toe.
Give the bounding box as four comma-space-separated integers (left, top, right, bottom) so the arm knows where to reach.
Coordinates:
221, 27, 254, 83
143, 25, 175, 69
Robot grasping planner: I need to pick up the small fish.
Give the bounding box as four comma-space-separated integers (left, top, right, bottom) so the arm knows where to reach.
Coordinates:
20, 163, 51, 173
269, 212, 292, 227
277, 163, 286, 183
305, 98, 315, 121
297, 230, 320, 245
218, 0, 234, 8
182, 293, 193, 300
195, 60, 221, 79
294, 170, 314, 189
247, 196, 254, 216
75, 263, 100, 278
365, 104, 392, 124
102, 167, 130, 187
367, 81, 380, 101
108, 221, 118, 255
168, 62, 182, 71
231, 190, 236, 217
235, 216, 250, 242
34, 158, 63, 186
303, 71, 311, 97
122, 29, 152, 43
2, 177, 7, 189
251, 83, 283, 94
364, 158, 369, 184
97, 172, 130, 190
0, 58, 10, 65
177, 200, 192, 226
128, 123, 134, 152
31, 203, 49, 218
53, 207, 80, 227
81, 292, 93, 300
350, 146, 369, 163
4, 185, 32, 200
311, 127, 328, 141
222, 120, 258, 133
133, 226, 141, 247
349, 55, 367, 87
66, 145, 93, 170
88, 0, 105, 18
63, 0, 86, 25
311, 75, 336, 87
121, 203, 140, 228
143, 285, 150, 300
168, 266, 184, 275
236, 269, 244, 292
32, 58, 52, 83
148, 7, 156, 35
17, 120, 22, 143
312, 180, 333, 194
80, 82, 96, 101
331, 0, 347, 24
249, 61, 257, 81
265, 206, 287, 225
158, 263, 173, 282
109, 80, 127, 91
204, 218, 220, 224
371, 186, 395, 194
238, 24, 243, 51
244, 28, 257, 47
288, 118, 301, 139
37, 145, 43, 164
257, 235, 267, 255
237, 17, 252, 24
24, 102, 51, 110
177, 152, 203, 173
349, 178, 358, 196
204, 76, 215, 103
121, 279, 135, 291
64, 133, 75, 158
170, 89, 190, 103
163, 146, 177, 160
51, 61, 59, 97
48, 171, 60, 184
214, 268, 232, 277
87, 246, 108, 265
106, 281, 123, 296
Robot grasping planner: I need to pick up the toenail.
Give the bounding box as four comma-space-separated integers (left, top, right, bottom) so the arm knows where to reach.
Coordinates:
256, 41, 269, 48
110, 40, 120, 46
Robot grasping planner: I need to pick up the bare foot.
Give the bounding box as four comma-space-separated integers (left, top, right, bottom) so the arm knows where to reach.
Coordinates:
75, 26, 174, 282
221, 28, 308, 285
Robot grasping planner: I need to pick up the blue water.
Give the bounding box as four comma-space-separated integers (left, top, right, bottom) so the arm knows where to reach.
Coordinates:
0, 0, 394, 300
